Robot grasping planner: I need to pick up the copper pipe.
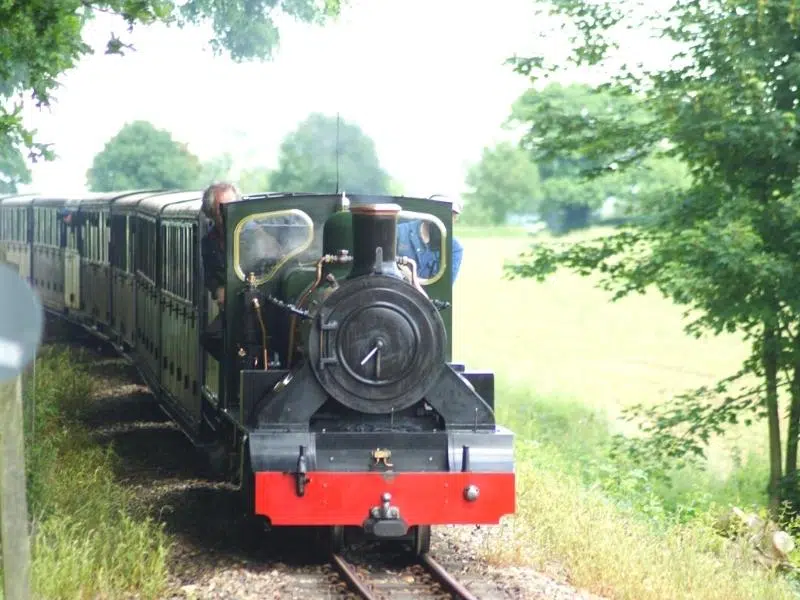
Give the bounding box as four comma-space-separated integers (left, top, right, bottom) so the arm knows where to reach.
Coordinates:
396, 256, 426, 295
251, 297, 269, 370
287, 256, 326, 368
286, 253, 353, 368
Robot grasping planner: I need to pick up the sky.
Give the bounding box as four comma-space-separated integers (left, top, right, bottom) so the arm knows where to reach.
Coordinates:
16, 0, 670, 198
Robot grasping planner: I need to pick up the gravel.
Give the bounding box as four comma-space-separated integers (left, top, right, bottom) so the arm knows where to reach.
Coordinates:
45, 316, 605, 599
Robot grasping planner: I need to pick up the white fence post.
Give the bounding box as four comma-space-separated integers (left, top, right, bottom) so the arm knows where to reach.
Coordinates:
0, 374, 31, 599
0, 262, 44, 600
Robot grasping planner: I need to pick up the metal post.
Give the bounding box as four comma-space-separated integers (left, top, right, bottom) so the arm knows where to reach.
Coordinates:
0, 374, 32, 600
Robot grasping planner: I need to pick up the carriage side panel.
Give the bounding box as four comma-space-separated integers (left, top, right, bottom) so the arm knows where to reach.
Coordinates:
32, 202, 67, 312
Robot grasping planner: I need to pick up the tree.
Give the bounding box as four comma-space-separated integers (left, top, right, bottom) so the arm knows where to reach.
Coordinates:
506, 83, 690, 233
504, 0, 800, 513
388, 177, 406, 196
0, 143, 31, 194
1, 0, 343, 187
270, 113, 391, 194
238, 166, 272, 194
196, 153, 234, 188
86, 121, 201, 190
464, 142, 541, 225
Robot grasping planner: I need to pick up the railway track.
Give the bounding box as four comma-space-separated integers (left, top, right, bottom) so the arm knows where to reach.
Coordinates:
329, 551, 480, 600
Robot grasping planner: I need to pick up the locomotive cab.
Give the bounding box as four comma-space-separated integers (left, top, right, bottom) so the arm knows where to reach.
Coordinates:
212, 193, 458, 405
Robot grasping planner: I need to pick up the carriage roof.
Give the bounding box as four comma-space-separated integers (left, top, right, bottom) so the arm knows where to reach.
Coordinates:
137, 190, 202, 218
76, 190, 158, 209
109, 190, 171, 214
0, 194, 37, 207
162, 198, 202, 220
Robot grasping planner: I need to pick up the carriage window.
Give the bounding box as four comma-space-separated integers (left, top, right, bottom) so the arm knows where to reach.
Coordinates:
395, 211, 448, 285
233, 209, 314, 284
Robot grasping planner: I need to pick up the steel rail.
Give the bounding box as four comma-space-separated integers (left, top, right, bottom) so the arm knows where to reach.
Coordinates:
331, 553, 375, 599
332, 550, 481, 600
420, 553, 480, 600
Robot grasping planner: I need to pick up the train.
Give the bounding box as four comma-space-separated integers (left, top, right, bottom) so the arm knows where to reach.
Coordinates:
0, 189, 516, 555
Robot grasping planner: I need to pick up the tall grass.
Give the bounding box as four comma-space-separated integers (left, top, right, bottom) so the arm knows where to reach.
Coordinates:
483, 386, 800, 600
483, 447, 798, 600
496, 385, 768, 519
0, 345, 170, 600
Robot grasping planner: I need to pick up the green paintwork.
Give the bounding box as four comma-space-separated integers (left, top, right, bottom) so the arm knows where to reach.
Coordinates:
220, 193, 455, 408
322, 207, 353, 256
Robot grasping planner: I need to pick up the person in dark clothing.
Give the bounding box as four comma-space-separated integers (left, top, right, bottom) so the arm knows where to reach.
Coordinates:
201, 223, 227, 301
200, 182, 241, 361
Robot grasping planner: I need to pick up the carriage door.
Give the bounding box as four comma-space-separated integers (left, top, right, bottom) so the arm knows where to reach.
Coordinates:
63, 208, 80, 310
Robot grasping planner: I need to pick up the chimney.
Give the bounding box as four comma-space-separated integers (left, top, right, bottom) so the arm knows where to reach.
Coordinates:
348, 203, 403, 279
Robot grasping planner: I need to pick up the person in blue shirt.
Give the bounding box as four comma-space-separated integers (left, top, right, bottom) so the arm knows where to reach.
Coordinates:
396, 195, 464, 284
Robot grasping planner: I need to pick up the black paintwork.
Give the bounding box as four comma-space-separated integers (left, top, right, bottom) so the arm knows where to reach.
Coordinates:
255, 363, 329, 430
349, 207, 403, 279
246, 428, 515, 473
307, 274, 447, 415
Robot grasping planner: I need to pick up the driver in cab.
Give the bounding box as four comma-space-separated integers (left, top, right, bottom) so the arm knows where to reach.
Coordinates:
200, 182, 241, 360
396, 194, 463, 283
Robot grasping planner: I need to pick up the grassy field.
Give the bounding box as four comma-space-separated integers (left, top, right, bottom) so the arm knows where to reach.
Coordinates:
453, 227, 749, 420
452, 226, 761, 475
452, 225, 796, 599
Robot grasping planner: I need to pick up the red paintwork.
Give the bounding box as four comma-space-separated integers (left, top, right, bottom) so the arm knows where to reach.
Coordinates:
253, 471, 515, 526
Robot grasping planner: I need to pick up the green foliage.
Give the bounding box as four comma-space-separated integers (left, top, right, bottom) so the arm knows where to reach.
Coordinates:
387, 177, 406, 196
195, 152, 234, 188
238, 166, 272, 194
504, 0, 800, 512
509, 83, 648, 177
86, 121, 202, 191
179, 0, 342, 61
270, 113, 391, 194
502, 83, 690, 232
464, 141, 541, 225
0, 142, 32, 194
0, 0, 343, 187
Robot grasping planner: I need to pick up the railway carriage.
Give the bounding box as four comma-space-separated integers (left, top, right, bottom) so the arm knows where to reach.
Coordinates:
31, 196, 69, 312
0, 194, 34, 280
0, 188, 516, 556
78, 192, 134, 331
109, 190, 165, 348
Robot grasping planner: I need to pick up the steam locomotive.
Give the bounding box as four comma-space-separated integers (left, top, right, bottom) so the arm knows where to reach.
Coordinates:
0, 189, 515, 555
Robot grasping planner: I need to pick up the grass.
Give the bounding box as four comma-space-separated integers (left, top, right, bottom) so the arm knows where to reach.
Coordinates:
0, 345, 170, 600
452, 225, 797, 599
486, 450, 797, 600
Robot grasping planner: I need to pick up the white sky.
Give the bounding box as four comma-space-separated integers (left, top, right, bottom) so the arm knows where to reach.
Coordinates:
17, 0, 671, 197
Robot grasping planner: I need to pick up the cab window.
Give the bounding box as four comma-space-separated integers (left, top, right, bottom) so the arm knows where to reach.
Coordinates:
395, 211, 447, 285
234, 209, 314, 283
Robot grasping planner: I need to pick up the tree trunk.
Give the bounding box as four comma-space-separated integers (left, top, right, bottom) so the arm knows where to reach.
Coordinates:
764, 323, 783, 514
785, 334, 800, 510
